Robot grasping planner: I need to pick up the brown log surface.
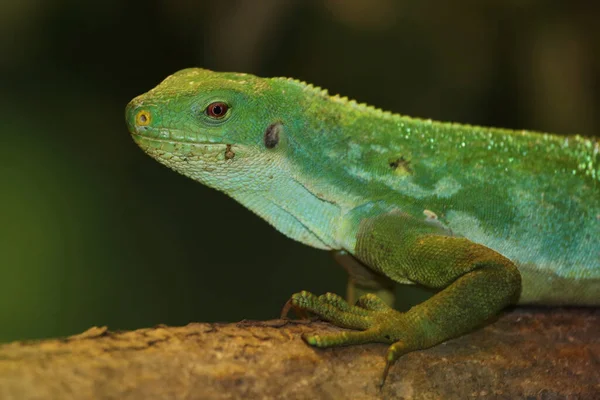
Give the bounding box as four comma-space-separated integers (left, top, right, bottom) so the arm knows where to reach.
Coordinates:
1, 309, 599, 400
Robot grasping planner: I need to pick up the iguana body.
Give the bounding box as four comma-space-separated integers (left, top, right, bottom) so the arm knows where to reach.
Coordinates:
126, 68, 600, 382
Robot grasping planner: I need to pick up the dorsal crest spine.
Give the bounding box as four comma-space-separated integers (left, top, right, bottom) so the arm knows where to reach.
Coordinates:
273, 76, 399, 121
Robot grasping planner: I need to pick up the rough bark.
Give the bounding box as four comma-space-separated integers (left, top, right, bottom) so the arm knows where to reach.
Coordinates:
1, 308, 599, 400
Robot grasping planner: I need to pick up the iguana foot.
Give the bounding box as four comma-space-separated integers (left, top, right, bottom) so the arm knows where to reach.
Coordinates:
283, 290, 427, 385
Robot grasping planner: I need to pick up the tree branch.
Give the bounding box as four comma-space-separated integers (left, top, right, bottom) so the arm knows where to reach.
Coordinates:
1, 309, 598, 399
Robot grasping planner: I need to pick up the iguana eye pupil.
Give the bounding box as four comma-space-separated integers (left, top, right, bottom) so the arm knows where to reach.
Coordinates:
206, 102, 228, 118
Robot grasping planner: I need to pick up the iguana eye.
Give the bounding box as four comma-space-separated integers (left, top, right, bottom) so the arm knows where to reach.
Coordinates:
206, 102, 228, 119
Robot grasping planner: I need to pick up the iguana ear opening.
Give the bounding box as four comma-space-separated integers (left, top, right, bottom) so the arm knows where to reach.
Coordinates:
264, 122, 283, 149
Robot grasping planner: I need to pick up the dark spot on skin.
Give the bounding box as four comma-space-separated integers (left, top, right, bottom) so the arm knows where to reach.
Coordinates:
389, 156, 412, 174
225, 144, 235, 160
264, 122, 282, 149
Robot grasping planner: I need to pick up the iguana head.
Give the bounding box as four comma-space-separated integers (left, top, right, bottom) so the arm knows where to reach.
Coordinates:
126, 68, 343, 249
125, 68, 296, 194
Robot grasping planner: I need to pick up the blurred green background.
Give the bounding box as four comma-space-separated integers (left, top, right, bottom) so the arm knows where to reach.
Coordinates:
1, 0, 598, 343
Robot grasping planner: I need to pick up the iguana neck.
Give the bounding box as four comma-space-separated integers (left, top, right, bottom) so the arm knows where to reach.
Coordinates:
227, 169, 343, 250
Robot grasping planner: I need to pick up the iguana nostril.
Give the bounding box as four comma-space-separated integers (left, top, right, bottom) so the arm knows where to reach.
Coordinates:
135, 110, 151, 127
125, 97, 154, 132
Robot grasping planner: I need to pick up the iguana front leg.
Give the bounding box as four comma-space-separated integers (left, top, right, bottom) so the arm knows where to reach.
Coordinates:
332, 250, 396, 307
285, 212, 522, 384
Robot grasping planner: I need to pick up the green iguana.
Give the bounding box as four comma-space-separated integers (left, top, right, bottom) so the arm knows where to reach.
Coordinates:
125, 68, 599, 384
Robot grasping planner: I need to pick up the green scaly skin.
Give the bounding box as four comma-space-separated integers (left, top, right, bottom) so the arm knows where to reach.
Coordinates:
125, 68, 600, 384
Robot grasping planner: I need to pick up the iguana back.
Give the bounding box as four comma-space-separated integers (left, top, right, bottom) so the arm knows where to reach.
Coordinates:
280, 82, 600, 303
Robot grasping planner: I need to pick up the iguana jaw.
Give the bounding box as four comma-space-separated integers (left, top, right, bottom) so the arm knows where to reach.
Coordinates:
130, 133, 232, 162
130, 131, 225, 147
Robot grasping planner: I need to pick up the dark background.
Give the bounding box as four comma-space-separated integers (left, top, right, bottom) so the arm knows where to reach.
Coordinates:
1, 0, 598, 342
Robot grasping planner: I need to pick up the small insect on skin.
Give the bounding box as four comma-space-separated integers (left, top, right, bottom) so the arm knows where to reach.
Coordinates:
225, 144, 235, 160
389, 156, 412, 174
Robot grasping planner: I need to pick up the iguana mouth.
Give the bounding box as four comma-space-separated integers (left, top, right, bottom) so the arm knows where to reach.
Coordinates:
130, 131, 224, 147
130, 133, 229, 161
